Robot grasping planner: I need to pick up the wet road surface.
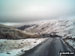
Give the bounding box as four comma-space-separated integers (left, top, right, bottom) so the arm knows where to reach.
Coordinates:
21, 37, 73, 56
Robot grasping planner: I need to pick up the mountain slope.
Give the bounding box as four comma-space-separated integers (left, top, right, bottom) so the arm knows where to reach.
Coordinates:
25, 20, 74, 38
0, 24, 39, 39
17, 24, 35, 30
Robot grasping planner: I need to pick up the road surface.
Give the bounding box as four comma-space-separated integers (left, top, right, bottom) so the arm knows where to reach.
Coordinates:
21, 37, 73, 56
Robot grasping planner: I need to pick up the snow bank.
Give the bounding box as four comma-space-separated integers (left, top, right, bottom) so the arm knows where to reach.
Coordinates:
66, 40, 75, 49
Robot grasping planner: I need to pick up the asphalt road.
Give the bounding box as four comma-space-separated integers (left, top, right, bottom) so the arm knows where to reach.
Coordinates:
21, 37, 73, 56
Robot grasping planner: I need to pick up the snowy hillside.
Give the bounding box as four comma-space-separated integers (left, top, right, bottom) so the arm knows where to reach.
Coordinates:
0, 24, 40, 39
25, 19, 75, 38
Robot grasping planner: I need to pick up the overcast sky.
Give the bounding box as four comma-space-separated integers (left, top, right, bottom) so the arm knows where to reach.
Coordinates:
0, 0, 75, 23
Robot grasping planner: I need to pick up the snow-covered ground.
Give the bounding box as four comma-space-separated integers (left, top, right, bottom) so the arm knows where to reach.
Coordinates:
66, 39, 75, 49
0, 38, 47, 56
